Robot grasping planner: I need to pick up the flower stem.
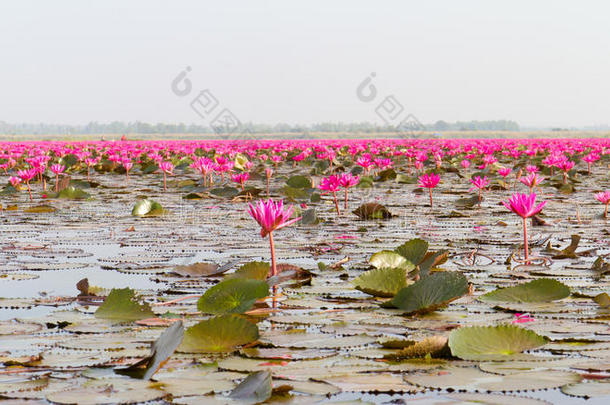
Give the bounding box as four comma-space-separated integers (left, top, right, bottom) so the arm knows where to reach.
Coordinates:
428, 188, 433, 208
269, 231, 277, 277
333, 191, 340, 215
163, 173, 167, 191
55, 174, 59, 193
344, 188, 348, 210
522, 217, 529, 263
26, 182, 32, 201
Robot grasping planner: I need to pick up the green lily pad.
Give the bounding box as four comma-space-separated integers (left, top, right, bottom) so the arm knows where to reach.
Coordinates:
197, 278, 269, 315
209, 186, 239, 198
418, 250, 449, 277
369, 251, 411, 270
131, 199, 164, 216
94, 288, 155, 321
593, 292, 610, 308
286, 175, 312, 189
115, 320, 184, 379
227, 261, 270, 281
353, 266, 412, 297
480, 279, 570, 303
179, 315, 259, 353
353, 203, 392, 219
57, 186, 91, 200
395, 239, 429, 265
229, 370, 272, 403
385, 271, 469, 315
448, 325, 549, 361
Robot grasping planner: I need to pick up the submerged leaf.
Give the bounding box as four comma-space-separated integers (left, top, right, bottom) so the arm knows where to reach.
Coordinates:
95, 288, 154, 321
179, 315, 259, 353
57, 186, 91, 200
448, 325, 549, 361
197, 278, 269, 315
480, 278, 570, 303
384, 336, 450, 360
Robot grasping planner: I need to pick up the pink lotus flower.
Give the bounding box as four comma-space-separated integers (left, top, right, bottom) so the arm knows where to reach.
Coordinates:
497, 167, 511, 178
461, 159, 471, 169
339, 173, 359, 210
18, 168, 37, 201
469, 176, 490, 207
158, 161, 174, 191
320, 175, 342, 214
503, 193, 547, 261
557, 160, 575, 184
247, 199, 301, 276
50, 164, 66, 193
231, 172, 250, 191
418, 173, 440, 208
84, 157, 99, 181
9, 176, 21, 187
519, 173, 545, 193
122, 159, 133, 181
525, 164, 539, 174
594, 191, 610, 218
582, 153, 599, 174
512, 313, 535, 324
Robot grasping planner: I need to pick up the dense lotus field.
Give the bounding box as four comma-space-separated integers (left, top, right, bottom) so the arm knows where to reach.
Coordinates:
0, 137, 609, 404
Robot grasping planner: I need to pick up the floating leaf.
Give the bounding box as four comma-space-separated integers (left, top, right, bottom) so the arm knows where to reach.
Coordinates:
131, 199, 164, 216
227, 261, 270, 281
197, 278, 269, 315
593, 293, 610, 308
480, 279, 570, 303
418, 250, 449, 277
174, 262, 225, 277
115, 320, 184, 379
286, 175, 312, 189
24, 205, 56, 213
561, 381, 610, 398
369, 251, 410, 270
57, 186, 91, 200
353, 266, 411, 297
384, 336, 450, 360
385, 271, 469, 315
179, 315, 259, 353
94, 288, 154, 321
395, 239, 429, 265
448, 325, 549, 361
229, 370, 272, 403
209, 186, 239, 198
353, 203, 392, 219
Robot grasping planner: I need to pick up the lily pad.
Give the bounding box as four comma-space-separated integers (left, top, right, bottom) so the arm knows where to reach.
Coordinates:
385, 271, 469, 315
227, 261, 270, 281
448, 325, 549, 361
395, 238, 429, 265
229, 370, 272, 403
131, 199, 164, 217
352, 266, 411, 297
57, 186, 91, 200
94, 288, 154, 321
353, 203, 392, 219
369, 251, 411, 270
286, 175, 312, 189
480, 278, 570, 303
115, 320, 184, 379
197, 278, 269, 314
179, 315, 259, 353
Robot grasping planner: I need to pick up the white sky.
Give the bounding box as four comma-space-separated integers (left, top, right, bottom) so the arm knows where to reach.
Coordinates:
0, 0, 609, 127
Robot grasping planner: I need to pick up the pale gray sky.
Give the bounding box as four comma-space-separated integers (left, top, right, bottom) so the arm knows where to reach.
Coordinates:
1, 0, 609, 127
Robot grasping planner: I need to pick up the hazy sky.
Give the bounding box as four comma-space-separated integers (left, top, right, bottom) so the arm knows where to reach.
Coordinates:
1, 1, 609, 127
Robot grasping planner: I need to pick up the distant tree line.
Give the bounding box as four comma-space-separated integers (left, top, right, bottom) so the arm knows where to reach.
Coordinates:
0, 119, 520, 135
